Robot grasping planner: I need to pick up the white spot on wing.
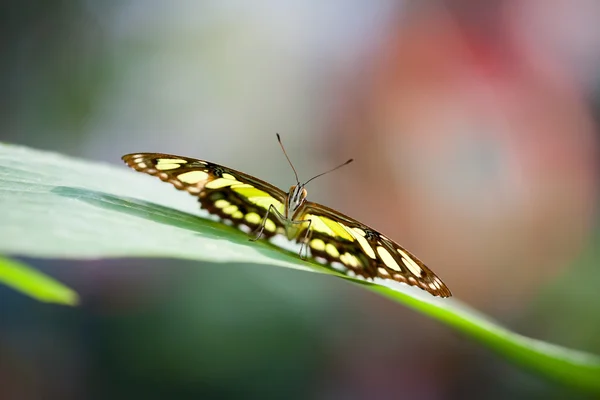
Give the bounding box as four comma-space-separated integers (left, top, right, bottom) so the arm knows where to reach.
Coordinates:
376, 246, 401, 272
352, 231, 376, 259
239, 224, 251, 233
396, 248, 423, 277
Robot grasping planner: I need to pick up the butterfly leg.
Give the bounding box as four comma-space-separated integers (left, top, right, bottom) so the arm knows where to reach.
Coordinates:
249, 204, 284, 241
297, 219, 312, 260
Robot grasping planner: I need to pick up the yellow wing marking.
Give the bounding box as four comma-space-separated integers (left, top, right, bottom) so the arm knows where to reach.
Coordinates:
232, 211, 244, 219
155, 158, 188, 171
340, 252, 361, 268
340, 224, 376, 259
156, 158, 187, 164
325, 243, 339, 258
155, 163, 182, 171
205, 176, 285, 214
242, 212, 276, 232
264, 219, 277, 233
306, 215, 354, 241
222, 205, 238, 215
231, 185, 284, 214
245, 212, 262, 225
323, 218, 354, 241
205, 177, 239, 189
310, 239, 326, 252
177, 171, 209, 184
376, 246, 402, 272
396, 248, 423, 277
214, 199, 230, 209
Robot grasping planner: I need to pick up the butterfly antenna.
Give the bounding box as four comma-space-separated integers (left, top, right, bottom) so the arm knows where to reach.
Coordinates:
304, 158, 353, 185
276, 133, 300, 184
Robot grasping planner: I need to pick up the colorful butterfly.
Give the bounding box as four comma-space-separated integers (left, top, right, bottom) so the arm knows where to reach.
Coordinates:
122, 135, 451, 297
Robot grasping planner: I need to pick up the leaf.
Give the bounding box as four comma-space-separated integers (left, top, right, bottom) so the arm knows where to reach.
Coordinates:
0, 143, 599, 392
362, 282, 600, 392
0, 256, 79, 306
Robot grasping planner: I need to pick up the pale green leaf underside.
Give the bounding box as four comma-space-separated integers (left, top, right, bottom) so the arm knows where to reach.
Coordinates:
0, 143, 599, 392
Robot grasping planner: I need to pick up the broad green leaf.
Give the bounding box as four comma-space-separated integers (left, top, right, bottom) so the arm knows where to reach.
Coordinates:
0, 256, 79, 305
0, 143, 599, 392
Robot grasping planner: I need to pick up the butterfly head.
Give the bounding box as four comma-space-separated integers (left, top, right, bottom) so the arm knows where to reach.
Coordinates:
277, 133, 352, 218
286, 184, 308, 217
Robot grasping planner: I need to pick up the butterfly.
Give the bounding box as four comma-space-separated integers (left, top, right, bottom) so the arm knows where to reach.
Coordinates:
122, 135, 451, 297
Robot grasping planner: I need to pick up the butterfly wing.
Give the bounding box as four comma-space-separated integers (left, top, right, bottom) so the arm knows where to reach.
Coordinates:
298, 201, 451, 297
122, 153, 287, 238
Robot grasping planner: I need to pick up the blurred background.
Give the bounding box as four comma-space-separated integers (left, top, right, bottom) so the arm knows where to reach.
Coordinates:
1, 1, 600, 399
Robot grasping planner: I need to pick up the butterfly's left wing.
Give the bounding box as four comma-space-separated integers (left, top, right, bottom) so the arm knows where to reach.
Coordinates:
298, 201, 452, 297
122, 153, 287, 238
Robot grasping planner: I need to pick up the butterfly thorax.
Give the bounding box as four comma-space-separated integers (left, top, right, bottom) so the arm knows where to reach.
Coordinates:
285, 184, 308, 220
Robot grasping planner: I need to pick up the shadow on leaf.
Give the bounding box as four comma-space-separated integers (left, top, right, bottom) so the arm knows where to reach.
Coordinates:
50, 186, 332, 272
